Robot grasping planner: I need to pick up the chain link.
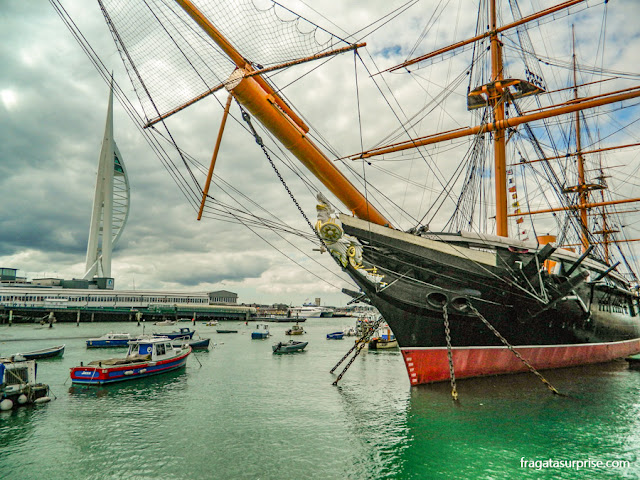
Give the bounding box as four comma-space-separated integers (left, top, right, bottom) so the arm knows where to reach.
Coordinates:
466, 302, 563, 396
443, 305, 459, 401
332, 316, 384, 385
239, 106, 327, 247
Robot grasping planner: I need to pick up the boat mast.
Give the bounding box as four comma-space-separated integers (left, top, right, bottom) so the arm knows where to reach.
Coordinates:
173, 0, 392, 228
572, 26, 590, 252
489, 0, 508, 237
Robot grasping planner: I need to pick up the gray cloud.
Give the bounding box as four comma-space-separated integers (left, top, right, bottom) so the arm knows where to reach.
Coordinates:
2, 0, 639, 305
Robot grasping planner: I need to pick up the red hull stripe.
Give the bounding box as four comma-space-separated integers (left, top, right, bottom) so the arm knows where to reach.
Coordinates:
401, 339, 640, 385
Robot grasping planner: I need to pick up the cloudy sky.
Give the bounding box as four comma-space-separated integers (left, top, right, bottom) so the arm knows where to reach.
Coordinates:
2, 0, 640, 306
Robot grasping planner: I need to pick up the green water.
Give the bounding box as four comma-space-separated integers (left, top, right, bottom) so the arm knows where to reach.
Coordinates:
0, 320, 638, 479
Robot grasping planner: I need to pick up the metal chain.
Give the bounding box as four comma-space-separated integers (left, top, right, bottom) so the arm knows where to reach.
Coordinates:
238, 105, 327, 247
330, 316, 384, 374
466, 302, 563, 396
443, 305, 459, 401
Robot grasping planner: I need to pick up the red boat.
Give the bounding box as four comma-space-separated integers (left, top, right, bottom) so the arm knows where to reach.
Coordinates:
71, 336, 191, 385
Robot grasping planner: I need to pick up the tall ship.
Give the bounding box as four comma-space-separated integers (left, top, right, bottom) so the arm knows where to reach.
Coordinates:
59, 0, 640, 385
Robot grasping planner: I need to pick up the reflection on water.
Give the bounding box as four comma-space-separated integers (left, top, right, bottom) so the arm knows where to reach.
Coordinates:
399, 361, 640, 479
67, 369, 188, 401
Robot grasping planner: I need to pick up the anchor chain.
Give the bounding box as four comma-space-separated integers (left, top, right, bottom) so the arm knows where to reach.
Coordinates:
466, 302, 563, 396
443, 306, 459, 401
331, 316, 384, 385
238, 104, 327, 247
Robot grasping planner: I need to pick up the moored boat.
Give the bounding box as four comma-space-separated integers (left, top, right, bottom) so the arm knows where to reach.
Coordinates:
171, 337, 211, 350
70, 336, 191, 385
285, 324, 305, 335
251, 324, 270, 339
326, 332, 344, 340
216, 329, 238, 334
13, 344, 65, 360
154, 319, 176, 326
0, 359, 51, 410
86, 332, 134, 348
367, 326, 398, 350
152, 327, 195, 340
253, 315, 307, 323
272, 340, 308, 354
289, 304, 322, 318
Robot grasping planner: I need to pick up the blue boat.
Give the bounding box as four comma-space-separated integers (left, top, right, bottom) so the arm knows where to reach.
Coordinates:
152, 327, 195, 340
14, 344, 65, 360
86, 333, 135, 348
326, 332, 344, 340
71, 336, 191, 385
251, 324, 270, 339
172, 337, 211, 350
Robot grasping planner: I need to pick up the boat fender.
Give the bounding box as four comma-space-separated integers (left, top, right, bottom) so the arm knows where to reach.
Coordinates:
34, 397, 51, 404
17, 394, 28, 405
0, 399, 13, 410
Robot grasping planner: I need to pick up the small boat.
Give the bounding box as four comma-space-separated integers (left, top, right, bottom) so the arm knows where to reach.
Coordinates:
152, 327, 195, 340
252, 315, 307, 323
86, 332, 135, 348
216, 329, 238, 334
172, 337, 211, 350
203, 320, 219, 326
70, 336, 191, 385
0, 359, 51, 410
285, 324, 305, 335
13, 344, 65, 360
272, 340, 308, 354
326, 332, 344, 340
251, 324, 270, 339
154, 319, 176, 326
368, 326, 398, 350
342, 326, 357, 337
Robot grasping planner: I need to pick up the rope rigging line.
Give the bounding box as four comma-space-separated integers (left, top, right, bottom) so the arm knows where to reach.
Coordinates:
52, 0, 361, 292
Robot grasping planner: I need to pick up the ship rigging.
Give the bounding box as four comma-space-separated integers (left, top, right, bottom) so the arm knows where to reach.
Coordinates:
54, 0, 640, 385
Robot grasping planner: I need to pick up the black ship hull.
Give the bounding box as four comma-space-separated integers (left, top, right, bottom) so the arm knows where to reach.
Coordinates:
336, 216, 640, 384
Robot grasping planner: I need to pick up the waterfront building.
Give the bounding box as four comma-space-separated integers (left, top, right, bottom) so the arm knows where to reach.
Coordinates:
208, 290, 238, 304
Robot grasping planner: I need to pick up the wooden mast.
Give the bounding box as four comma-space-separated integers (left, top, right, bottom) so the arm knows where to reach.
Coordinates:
174, 0, 391, 227
489, 0, 508, 236
572, 27, 590, 252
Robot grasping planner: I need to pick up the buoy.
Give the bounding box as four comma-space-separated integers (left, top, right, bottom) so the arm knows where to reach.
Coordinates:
0, 399, 14, 410
17, 394, 27, 404
34, 397, 51, 404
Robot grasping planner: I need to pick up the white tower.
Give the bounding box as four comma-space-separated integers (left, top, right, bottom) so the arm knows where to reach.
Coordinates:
83, 81, 130, 280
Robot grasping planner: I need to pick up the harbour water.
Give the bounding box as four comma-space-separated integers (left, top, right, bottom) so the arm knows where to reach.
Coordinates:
1, 319, 639, 479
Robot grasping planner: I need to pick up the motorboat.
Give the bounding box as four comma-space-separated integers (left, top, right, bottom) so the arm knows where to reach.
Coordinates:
368, 326, 398, 350
285, 324, 305, 335
86, 332, 135, 348
272, 340, 308, 354
152, 327, 195, 340
171, 337, 211, 350
70, 336, 191, 385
